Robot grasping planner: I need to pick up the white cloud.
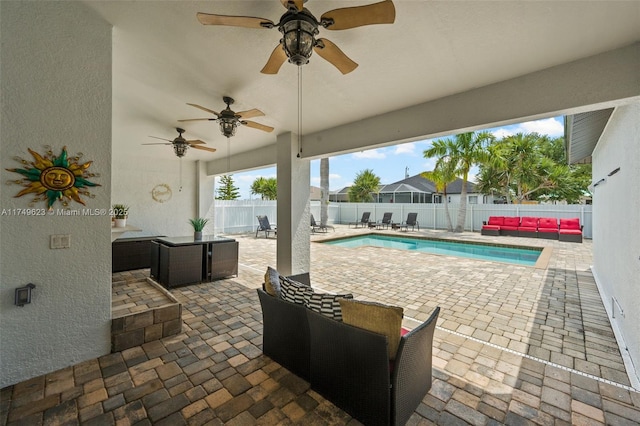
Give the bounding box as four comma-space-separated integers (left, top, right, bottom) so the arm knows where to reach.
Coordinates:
492, 117, 564, 139
394, 142, 417, 156
352, 149, 386, 159
491, 128, 513, 138
519, 117, 564, 137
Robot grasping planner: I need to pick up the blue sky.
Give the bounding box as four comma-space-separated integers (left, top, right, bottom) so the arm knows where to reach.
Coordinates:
221, 117, 565, 200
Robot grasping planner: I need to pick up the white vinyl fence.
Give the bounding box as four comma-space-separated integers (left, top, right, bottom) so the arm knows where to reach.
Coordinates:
210, 200, 593, 238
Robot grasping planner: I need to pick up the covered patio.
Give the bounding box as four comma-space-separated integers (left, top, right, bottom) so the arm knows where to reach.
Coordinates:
3, 228, 639, 424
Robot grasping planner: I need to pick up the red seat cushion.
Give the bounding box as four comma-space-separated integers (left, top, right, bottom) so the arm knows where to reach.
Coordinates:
503, 217, 520, 227
519, 217, 539, 229
482, 225, 501, 231
538, 217, 558, 231
487, 216, 504, 226
500, 217, 520, 231
559, 218, 581, 231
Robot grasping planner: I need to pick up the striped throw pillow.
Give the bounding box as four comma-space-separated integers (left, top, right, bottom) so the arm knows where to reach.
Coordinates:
305, 292, 353, 321
279, 276, 312, 305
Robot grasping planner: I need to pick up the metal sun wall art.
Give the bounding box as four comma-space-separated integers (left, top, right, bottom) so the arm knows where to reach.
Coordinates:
6, 146, 100, 210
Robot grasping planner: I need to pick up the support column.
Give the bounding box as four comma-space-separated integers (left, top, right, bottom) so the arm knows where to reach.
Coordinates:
276, 132, 310, 275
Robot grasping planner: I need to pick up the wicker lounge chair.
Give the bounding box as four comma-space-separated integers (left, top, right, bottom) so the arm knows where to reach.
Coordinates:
349, 212, 371, 228
310, 214, 334, 233
376, 212, 393, 230
256, 215, 277, 238
397, 213, 419, 231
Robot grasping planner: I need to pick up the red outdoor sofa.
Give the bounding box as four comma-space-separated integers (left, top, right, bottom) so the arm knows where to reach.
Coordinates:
481, 216, 583, 242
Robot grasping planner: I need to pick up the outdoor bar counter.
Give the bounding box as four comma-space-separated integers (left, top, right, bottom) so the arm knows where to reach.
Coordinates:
151, 235, 238, 288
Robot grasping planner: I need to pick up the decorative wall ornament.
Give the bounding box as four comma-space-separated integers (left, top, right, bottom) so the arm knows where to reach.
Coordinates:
152, 184, 172, 203
6, 146, 100, 210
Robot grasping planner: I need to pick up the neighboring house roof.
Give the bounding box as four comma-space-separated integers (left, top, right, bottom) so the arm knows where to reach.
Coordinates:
443, 179, 477, 194
379, 174, 477, 195
377, 183, 426, 194
331, 187, 351, 195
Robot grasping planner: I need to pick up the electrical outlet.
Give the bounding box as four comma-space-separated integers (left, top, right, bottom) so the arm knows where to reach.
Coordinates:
50, 234, 71, 249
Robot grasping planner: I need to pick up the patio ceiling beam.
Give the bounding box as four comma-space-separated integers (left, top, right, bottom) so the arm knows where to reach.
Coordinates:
206, 43, 639, 176
300, 42, 640, 159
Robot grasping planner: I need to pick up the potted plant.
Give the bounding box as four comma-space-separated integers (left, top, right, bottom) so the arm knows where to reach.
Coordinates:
189, 217, 209, 240
112, 204, 129, 228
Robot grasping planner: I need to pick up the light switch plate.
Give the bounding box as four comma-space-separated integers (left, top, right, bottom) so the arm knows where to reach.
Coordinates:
50, 234, 71, 249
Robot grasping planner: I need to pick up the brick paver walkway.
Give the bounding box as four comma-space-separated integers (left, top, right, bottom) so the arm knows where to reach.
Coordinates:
2, 226, 639, 425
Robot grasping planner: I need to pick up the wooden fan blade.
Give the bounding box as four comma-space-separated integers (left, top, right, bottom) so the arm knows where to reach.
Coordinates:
280, 0, 304, 10
191, 145, 217, 153
314, 39, 358, 74
186, 139, 206, 145
178, 118, 215, 122
242, 121, 274, 133
261, 44, 288, 74
236, 108, 265, 119
142, 143, 172, 146
148, 136, 173, 142
186, 103, 219, 116
197, 13, 274, 29
321, 0, 395, 30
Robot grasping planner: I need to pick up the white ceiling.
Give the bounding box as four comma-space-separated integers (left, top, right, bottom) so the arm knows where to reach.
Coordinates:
84, 1, 640, 164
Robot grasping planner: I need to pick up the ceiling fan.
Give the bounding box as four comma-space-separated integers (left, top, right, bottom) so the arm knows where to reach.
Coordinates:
144, 127, 216, 158
196, 0, 396, 74
179, 96, 274, 138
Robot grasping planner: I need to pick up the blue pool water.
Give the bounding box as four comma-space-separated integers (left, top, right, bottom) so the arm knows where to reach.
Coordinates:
323, 235, 541, 266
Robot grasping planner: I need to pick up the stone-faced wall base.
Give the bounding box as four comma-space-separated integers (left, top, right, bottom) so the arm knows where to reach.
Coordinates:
111, 278, 182, 352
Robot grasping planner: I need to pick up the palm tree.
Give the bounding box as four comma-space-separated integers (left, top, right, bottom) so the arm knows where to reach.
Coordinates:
423, 131, 493, 232
250, 177, 277, 200
422, 157, 456, 232
348, 169, 380, 202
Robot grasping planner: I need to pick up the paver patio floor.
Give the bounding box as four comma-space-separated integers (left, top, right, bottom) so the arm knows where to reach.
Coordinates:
2, 226, 639, 425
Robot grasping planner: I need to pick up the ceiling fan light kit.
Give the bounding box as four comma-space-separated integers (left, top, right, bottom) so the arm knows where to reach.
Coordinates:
173, 141, 188, 158
280, 10, 318, 66
144, 127, 216, 159
179, 96, 274, 140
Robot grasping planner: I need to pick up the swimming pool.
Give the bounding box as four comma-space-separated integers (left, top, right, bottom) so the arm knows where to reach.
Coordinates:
322, 234, 542, 266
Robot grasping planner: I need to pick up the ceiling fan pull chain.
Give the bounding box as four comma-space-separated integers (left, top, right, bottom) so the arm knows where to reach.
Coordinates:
297, 65, 302, 157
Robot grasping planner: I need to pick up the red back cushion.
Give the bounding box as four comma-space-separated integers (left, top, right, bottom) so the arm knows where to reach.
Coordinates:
559, 218, 581, 230
538, 217, 558, 229
487, 216, 504, 226
520, 217, 538, 228
503, 217, 520, 227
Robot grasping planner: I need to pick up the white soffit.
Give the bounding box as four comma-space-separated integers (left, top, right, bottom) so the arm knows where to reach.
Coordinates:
566, 109, 615, 165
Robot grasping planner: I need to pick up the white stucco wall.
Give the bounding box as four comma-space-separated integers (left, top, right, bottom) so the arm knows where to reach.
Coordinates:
591, 102, 640, 385
111, 153, 207, 237
0, 1, 113, 387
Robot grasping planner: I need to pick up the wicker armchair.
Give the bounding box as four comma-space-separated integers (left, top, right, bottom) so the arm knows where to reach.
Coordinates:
257, 271, 440, 426
257, 273, 311, 380
307, 307, 440, 426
